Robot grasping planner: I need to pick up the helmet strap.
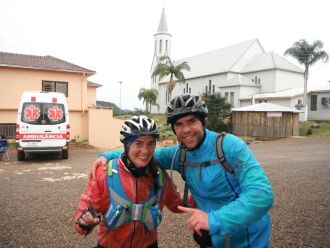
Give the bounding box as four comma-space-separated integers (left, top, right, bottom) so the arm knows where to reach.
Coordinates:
121, 153, 151, 178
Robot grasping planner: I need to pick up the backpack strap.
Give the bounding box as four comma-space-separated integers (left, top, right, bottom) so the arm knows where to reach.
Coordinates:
178, 146, 187, 181
216, 132, 235, 174
178, 132, 235, 207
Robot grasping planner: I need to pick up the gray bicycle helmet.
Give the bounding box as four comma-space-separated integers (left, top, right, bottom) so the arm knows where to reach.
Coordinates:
165, 94, 208, 124
120, 115, 159, 144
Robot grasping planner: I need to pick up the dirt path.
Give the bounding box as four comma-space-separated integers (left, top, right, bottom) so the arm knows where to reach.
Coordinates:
0, 137, 329, 247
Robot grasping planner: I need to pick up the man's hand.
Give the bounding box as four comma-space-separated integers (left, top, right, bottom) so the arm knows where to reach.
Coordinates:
90, 156, 108, 180
178, 206, 209, 236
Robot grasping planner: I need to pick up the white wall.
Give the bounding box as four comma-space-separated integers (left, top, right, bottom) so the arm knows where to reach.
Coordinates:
275, 70, 304, 91
243, 70, 276, 93
308, 92, 330, 120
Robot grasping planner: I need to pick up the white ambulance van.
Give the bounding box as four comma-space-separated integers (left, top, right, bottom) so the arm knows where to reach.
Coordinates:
16, 91, 70, 161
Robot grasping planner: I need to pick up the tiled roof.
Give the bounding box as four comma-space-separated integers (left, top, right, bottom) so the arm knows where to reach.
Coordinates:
87, 81, 102, 87
0, 52, 95, 74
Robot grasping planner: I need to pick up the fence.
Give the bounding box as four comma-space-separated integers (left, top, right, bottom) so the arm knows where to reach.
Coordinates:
0, 123, 16, 139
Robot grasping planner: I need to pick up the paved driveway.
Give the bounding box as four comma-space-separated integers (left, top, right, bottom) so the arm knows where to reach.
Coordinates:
0, 137, 329, 247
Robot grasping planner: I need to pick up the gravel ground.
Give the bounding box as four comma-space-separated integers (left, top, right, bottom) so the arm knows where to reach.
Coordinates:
0, 137, 329, 248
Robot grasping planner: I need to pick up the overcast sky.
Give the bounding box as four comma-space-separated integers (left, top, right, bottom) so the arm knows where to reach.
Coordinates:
1, 0, 329, 110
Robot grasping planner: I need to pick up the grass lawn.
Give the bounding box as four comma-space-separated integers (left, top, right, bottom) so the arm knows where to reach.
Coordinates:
299, 121, 330, 137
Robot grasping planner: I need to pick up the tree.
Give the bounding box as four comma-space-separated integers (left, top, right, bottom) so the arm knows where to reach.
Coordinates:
138, 88, 159, 113
202, 93, 232, 132
284, 39, 329, 116
151, 55, 190, 101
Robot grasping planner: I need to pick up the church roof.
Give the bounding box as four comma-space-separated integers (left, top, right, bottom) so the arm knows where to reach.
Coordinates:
233, 102, 300, 112
174, 39, 264, 79
242, 52, 304, 73
156, 8, 170, 35
240, 88, 304, 100
219, 74, 261, 88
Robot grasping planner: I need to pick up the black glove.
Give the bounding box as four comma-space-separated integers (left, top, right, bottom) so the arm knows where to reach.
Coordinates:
77, 208, 100, 233
193, 230, 212, 248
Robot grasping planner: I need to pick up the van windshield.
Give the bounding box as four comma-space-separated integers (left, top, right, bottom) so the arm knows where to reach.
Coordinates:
21, 102, 66, 125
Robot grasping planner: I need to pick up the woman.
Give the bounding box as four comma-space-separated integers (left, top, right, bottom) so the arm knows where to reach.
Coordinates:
74, 115, 184, 248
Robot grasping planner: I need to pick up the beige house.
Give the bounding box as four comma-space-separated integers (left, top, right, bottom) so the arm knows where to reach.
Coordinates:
0, 52, 123, 149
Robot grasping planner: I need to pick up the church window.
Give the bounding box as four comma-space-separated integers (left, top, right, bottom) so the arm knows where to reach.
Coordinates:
209, 80, 212, 93
225, 92, 229, 102
258, 78, 261, 84
159, 40, 162, 53
255, 76, 257, 84
212, 85, 215, 93
230, 92, 235, 106
189, 88, 191, 94
205, 86, 208, 93
166, 40, 168, 52
183, 88, 185, 94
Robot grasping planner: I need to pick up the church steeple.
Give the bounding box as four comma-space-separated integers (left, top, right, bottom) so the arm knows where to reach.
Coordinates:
154, 8, 171, 59
157, 8, 169, 35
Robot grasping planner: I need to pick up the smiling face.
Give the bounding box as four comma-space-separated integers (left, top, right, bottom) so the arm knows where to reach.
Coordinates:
173, 114, 205, 150
128, 135, 156, 168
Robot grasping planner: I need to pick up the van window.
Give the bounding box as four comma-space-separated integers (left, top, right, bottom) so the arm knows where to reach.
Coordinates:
22, 103, 66, 125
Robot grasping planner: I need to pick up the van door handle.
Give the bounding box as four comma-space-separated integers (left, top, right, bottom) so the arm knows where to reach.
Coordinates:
44, 130, 52, 132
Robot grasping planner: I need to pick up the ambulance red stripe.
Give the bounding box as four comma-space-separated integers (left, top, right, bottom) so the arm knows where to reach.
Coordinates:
19, 133, 67, 139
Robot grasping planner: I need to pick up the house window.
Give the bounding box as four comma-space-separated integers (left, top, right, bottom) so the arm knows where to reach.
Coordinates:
298, 99, 302, 105
42, 81, 68, 97
230, 92, 235, 106
159, 40, 162, 53
258, 78, 261, 84
310, 95, 317, 111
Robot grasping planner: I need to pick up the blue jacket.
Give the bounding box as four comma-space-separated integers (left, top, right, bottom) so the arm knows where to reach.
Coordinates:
101, 129, 274, 248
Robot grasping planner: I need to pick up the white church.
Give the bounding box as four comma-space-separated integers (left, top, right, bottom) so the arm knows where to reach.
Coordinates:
150, 9, 330, 121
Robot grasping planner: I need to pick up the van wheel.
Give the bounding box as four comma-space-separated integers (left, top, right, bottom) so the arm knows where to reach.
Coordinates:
62, 149, 69, 159
17, 151, 25, 161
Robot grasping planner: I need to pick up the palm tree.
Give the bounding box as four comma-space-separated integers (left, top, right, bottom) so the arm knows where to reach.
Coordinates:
151, 55, 190, 101
138, 88, 159, 113
284, 39, 329, 113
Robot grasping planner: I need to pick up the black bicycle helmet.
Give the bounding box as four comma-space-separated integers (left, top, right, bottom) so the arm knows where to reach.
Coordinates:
165, 94, 208, 124
120, 115, 159, 144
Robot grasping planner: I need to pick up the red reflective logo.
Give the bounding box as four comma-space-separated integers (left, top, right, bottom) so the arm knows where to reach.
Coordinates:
24, 106, 40, 121
48, 106, 63, 121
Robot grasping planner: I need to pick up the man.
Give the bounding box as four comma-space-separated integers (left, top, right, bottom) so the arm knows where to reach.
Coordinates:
75, 115, 184, 248
93, 95, 274, 248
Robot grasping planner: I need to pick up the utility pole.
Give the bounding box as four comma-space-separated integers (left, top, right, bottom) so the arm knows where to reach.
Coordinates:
118, 81, 122, 115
